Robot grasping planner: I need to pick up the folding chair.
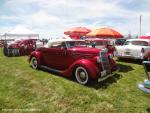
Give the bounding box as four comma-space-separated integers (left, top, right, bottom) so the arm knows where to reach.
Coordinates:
143, 61, 150, 80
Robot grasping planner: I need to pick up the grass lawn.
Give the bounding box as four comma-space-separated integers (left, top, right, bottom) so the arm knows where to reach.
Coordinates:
0, 48, 150, 113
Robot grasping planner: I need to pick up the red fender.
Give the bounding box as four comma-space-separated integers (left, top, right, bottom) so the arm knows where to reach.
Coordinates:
29, 51, 41, 65
62, 59, 100, 79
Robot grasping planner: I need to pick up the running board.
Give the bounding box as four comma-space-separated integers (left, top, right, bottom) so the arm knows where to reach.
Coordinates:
40, 65, 62, 74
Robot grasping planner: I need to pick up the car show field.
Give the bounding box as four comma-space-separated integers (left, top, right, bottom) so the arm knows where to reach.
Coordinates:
0, 48, 150, 113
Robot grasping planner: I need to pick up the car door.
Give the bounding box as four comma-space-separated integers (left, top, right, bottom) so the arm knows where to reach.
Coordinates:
41, 41, 69, 70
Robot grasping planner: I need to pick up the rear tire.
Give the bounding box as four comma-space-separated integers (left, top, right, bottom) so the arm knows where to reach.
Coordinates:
75, 66, 90, 85
3, 47, 8, 56
30, 57, 39, 69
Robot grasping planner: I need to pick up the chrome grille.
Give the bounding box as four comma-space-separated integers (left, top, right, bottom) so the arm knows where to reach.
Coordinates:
100, 50, 111, 75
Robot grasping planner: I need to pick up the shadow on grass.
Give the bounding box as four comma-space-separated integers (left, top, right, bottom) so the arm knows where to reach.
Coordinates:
147, 108, 150, 113
88, 73, 122, 89
31, 64, 132, 89
39, 65, 123, 89
117, 58, 142, 65
117, 63, 134, 72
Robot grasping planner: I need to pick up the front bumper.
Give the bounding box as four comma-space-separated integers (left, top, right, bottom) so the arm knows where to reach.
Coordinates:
98, 67, 119, 82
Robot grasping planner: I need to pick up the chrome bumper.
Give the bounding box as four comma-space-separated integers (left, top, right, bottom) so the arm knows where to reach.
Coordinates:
116, 53, 144, 60
98, 68, 119, 82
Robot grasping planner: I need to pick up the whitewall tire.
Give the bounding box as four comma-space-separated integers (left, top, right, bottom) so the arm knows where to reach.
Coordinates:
30, 57, 38, 69
75, 66, 89, 85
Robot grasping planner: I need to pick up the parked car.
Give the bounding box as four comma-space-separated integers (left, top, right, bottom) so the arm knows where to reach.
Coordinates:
29, 39, 118, 85
115, 38, 127, 46
115, 39, 150, 60
3, 39, 43, 56
85, 38, 115, 55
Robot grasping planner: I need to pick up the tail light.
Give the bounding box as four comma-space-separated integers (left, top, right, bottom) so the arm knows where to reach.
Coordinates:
141, 48, 145, 53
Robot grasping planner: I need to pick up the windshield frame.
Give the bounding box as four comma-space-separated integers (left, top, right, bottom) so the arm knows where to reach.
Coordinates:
124, 40, 149, 46
65, 41, 87, 48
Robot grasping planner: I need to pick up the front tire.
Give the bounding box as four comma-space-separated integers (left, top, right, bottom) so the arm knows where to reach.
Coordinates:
75, 66, 90, 85
30, 57, 39, 69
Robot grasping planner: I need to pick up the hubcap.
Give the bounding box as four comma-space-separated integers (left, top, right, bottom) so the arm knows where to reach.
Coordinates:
80, 72, 86, 79
75, 67, 89, 85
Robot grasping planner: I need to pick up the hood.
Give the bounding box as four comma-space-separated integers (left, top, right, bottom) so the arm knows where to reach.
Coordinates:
68, 47, 101, 55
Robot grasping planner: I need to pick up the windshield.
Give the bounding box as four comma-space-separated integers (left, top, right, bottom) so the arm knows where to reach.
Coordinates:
14, 40, 22, 44
124, 41, 148, 46
66, 41, 87, 48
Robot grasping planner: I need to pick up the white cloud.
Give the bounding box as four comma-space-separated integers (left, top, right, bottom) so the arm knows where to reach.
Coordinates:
0, 0, 150, 38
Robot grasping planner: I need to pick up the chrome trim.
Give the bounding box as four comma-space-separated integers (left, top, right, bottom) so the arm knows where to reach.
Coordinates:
99, 49, 111, 75
98, 68, 119, 82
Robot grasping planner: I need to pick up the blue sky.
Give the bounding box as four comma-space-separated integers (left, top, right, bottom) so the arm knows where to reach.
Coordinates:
0, 0, 150, 38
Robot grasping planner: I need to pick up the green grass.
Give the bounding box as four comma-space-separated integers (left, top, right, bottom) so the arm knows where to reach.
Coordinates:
0, 48, 150, 113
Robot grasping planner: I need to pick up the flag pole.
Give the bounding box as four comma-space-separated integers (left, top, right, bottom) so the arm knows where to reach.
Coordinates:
140, 15, 142, 36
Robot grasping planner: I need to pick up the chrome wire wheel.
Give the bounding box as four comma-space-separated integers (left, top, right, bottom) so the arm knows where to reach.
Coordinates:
31, 57, 38, 69
75, 66, 89, 85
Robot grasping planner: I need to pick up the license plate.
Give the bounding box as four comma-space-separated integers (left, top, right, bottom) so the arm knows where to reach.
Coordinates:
125, 51, 130, 55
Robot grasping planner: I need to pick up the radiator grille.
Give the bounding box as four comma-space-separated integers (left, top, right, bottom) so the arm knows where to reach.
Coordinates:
100, 50, 111, 75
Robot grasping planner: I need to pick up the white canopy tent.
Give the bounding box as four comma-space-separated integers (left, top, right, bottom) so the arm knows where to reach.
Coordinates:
3, 25, 39, 40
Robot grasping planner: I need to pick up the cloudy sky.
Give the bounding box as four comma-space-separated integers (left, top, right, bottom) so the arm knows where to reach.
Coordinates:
0, 0, 150, 38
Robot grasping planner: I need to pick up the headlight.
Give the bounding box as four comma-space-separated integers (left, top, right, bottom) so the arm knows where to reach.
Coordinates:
102, 48, 108, 53
109, 54, 114, 59
96, 56, 101, 63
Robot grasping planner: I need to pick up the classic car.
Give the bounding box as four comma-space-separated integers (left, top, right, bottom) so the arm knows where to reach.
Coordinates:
29, 39, 118, 85
3, 39, 43, 56
115, 39, 150, 60
85, 38, 116, 55
115, 38, 127, 46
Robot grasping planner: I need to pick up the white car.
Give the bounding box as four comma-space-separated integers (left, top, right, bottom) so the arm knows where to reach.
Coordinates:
115, 39, 150, 60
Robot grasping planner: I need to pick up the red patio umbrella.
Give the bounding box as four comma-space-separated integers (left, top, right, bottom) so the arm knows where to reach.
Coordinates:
86, 27, 123, 38
64, 27, 91, 39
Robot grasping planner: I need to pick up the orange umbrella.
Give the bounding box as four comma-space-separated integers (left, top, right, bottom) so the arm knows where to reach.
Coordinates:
86, 28, 123, 38
64, 27, 91, 39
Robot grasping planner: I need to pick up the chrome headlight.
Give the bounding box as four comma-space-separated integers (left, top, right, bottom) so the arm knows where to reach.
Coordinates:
109, 54, 114, 59
96, 56, 101, 63
102, 48, 108, 53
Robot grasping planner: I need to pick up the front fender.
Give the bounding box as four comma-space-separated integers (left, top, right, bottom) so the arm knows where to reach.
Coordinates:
29, 51, 41, 65
63, 59, 100, 79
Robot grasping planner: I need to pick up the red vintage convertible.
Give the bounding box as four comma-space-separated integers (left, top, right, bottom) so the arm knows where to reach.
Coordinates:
3, 39, 43, 56
29, 39, 118, 85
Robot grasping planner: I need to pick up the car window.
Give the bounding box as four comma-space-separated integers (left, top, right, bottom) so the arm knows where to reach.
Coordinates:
132, 41, 148, 46
124, 41, 148, 46
124, 41, 131, 45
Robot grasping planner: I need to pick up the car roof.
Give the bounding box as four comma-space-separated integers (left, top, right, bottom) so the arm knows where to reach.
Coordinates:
85, 38, 110, 41
45, 39, 84, 48
47, 39, 85, 43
